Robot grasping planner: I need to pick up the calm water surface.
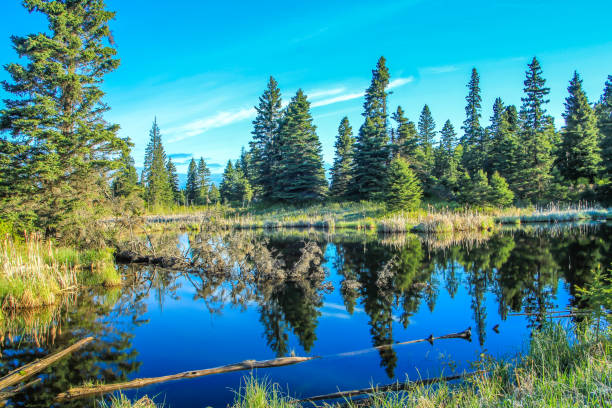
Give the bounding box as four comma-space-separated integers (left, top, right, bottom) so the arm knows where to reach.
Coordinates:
2, 223, 610, 407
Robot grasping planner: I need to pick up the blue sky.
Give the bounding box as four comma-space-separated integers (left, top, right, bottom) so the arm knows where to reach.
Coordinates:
1, 0, 611, 175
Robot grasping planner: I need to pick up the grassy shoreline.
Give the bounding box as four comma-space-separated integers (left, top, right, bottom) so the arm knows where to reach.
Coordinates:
139, 202, 612, 233
0, 233, 120, 309
103, 323, 612, 407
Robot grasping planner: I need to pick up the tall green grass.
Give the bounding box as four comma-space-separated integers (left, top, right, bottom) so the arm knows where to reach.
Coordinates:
0, 233, 120, 308
230, 323, 610, 408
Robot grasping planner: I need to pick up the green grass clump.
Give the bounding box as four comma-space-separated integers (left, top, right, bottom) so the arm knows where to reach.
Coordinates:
228, 323, 611, 408
232, 375, 295, 408
97, 393, 160, 408
0, 234, 119, 308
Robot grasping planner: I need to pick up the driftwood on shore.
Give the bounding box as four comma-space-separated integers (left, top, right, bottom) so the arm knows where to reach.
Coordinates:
0, 336, 93, 395
56, 355, 318, 401
301, 370, 485, 403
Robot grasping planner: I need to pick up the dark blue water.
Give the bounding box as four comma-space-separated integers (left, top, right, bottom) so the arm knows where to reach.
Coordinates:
2, 223, 610, 407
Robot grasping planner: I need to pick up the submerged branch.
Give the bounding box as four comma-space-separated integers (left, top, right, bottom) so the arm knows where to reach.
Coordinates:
56, 355, 318, 401
0, 336, 93, 392
301, 370, 485, 402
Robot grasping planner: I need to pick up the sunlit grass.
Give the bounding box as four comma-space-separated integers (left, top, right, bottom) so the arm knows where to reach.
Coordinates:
225, 323, 611, 408
97, 393, 160, 408
0, 233, 119, 308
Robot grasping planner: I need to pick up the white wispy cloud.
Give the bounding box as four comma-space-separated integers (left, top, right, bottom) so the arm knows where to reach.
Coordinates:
388, 76, 415, 89
166, 107, 255, 143
421, 65, 459, 74
307, 87, 346, 100
311, 92, 365, 108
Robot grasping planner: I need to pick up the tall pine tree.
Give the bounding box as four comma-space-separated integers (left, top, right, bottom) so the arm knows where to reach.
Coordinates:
595, 75, 612, 201
143, 119, 172, 206
197, 157, 211, 204
250, 77, 283, 200
385, 157, 422, 211
516, 57, 555, 202
185, 158, 199, 205
273, 90, 327, 201
330, 117, 355, 199
461, 68, 486, 174
352, 57, 390, 199
558, 71, 602, 183
434, 120, 459, 192
167, 158, 182, 204
112, 144, 140, 199
391, 106, 418, 160
414, 104, 436, 189
0, 0, 128, 235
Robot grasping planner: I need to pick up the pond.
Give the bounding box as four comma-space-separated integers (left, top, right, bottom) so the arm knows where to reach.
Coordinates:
2, 223, 610, 407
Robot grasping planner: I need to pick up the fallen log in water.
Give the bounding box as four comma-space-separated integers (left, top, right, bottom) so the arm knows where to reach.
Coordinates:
56, 355, 318, 401
0, 378, 41, 402
301, 370, 485, 403
114, 249, 189, 268
334, 327, 471, 358
0, 336, 93, 392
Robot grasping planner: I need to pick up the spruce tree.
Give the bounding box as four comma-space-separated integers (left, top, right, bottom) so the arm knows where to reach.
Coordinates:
220, 160, 252, 205
330, 117, 355, 199
185, 158, 199, 205
197, 157, 211, 204
250, 76, 283, 200
219, 160, 235, 203
273, 90, 327, 201
208, 184, 221, 204
558, 72, 602, 183
391, 106, 418, 160
434, 120, 459, 191
461, 68, 486, 174
488, 172, 514, 207
0, 0, 128, 234
595, 75, 612, 201
414, 104, 436, 188
112, 146, 140, 198
167, 158, 181, 204
385, 157, 422, 211
143, 119, 173, 206
352, 57, 390, 199
516, 57, 555, 202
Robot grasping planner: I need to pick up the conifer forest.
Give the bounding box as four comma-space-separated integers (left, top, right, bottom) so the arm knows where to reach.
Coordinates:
0, 1, 610, 407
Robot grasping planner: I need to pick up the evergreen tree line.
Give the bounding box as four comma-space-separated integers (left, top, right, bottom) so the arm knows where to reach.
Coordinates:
235, 57, 611, 210
112, 118, 222, 207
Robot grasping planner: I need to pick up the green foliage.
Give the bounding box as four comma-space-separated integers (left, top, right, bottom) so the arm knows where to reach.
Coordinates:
488, 171, 515, 207
166, 158, 182, 204
208, 183, 221, 204
112, 142, 141, 199
461, 68, 487, 174
515, 57, 555, 202
197, 157, 211, 204
558, 71, 602, 184
385, 157, 422, 211
250, 77, 283, 201
459, 170, 514, 207
143, 119, 173, 207
0, 0, 128, 238
391, 106, 418, 160
185, 158, 199, 205
273, 90, 327, 202
353, 57, 390, 200
414, 104, 436, 189
330, 117, 355, 199
434, 120, 460, 194
220, 161, 253, 205
596, 75, 612, 202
